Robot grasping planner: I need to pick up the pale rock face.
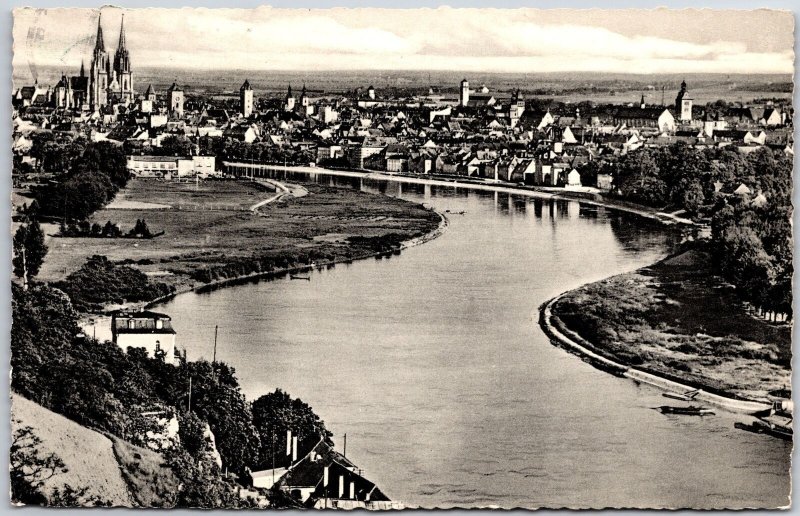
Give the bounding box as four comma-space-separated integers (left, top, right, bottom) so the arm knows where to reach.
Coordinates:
202, 423, 223, 469
144, 415, 181, 451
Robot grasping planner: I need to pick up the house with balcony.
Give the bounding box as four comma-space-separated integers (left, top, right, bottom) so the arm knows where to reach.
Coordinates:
111, 310, 178, 365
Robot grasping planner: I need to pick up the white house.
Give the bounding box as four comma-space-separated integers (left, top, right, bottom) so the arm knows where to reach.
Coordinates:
127, 155, 217, 178
537, 110, 555, 130
111, 310, 177, 365
565, 168, 582, 189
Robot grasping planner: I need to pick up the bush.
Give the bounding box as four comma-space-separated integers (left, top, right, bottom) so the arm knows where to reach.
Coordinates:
54, 255, 174, 312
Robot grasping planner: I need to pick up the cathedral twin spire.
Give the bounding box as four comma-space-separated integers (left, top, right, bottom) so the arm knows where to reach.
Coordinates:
94, 13, 105, 52
90, 12, 133, 110
93, 14, 128, 62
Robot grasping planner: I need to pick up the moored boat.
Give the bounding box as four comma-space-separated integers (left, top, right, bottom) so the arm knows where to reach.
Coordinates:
663, 389, 700, 402
656, 405, 715, 416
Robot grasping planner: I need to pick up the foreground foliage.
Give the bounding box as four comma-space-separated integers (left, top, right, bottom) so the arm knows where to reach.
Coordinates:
11, 282, 333, 507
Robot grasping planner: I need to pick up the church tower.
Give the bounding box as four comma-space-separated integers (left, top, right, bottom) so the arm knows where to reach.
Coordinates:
285, 85, 295, 111
89, 14, 110, 111
510, 89, 525, 128
240, 79, 254, 118
113, 15, 133, 104
675, 80, 693, 122
300, 83, 309, 107
459, 78, 470, 107
54, 73, 70, 109
167, 82, 184, 117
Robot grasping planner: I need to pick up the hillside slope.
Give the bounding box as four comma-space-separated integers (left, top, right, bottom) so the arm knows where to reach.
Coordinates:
11, 394, 177, 507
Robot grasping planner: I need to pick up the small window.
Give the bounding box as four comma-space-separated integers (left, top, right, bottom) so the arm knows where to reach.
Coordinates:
156, 319, 163, 329
127, 319, 135, 329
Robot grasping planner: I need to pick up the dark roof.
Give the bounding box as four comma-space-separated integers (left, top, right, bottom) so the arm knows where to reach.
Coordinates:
70, 76, 89, 91
20, 87, 36, 100
111, 310, 175, 335
613, 106, 669, 120
111, 309, 172, 320
278, 440, 390, 504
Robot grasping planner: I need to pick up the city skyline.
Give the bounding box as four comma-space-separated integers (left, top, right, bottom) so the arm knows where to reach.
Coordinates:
13, 7, 795, 76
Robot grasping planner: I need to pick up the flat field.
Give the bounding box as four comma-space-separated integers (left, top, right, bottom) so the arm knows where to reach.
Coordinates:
551, 247, 791, 401
38, 178, 440, 293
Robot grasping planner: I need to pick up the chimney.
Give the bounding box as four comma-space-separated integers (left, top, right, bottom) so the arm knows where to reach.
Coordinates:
286, 430, 292, 457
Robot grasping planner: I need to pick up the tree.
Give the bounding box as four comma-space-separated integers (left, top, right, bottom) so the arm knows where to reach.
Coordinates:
11, 425, 65, 505
251, 389, 332, 469
682, 180, 706, 216
129, 219, 153, 238
53, 255, 174, 312
181, 361, 261, 472
13, 221, 48, 286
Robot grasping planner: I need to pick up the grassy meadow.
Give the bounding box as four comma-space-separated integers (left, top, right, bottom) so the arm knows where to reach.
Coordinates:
551, 246, 791, 401
36, 178, 441, 294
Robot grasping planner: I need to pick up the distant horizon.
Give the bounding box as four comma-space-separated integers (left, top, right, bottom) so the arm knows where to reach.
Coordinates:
13, 7, 794, 76
20, 65, 797, 77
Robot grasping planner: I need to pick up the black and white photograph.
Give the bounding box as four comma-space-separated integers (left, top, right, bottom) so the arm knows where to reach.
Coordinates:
8, 4, 795, 509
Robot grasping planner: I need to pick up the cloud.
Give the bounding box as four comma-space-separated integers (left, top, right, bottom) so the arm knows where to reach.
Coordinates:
12, 7, 794, 75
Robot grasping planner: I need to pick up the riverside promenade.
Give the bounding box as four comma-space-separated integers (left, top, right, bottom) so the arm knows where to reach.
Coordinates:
223, 163, 697, 227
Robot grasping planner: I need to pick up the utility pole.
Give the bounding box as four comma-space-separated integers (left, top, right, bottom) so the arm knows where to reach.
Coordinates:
343, 433, 347, 458
21, 247, 27, 291
187, 376, 192, 412
271, 430, 275, 486
212, 325, 218, 364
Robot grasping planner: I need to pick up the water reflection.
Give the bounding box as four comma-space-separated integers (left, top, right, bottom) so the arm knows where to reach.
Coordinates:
159, 169, 789, 509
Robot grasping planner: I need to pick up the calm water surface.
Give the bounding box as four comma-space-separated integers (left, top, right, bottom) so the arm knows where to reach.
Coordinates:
159, 173, 791, 509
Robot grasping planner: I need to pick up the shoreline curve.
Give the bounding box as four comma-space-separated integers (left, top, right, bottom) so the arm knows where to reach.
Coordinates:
539, 290, 771, 415
145, 205, 449, 309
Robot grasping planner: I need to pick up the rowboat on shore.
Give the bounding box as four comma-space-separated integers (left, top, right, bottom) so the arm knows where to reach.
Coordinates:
663, 389, 700, 402
734, 420, 793, 441
656, 405, 715, 416
290, 274, 310, 281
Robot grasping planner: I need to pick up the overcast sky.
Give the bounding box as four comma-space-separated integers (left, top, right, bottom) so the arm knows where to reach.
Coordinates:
12, 7, 795, 75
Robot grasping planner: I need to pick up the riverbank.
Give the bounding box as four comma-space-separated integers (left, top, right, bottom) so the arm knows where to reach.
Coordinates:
238, 164, 698, 227
40, 177, 442, 299
542, 244, 790, 412
145, 205, 448, 307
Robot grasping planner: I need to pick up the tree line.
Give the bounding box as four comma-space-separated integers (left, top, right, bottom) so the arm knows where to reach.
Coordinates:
581, 144, 792, 320
30, 135, 129, 221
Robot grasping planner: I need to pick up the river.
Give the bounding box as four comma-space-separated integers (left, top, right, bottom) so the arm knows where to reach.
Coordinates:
158, 171, 791, 509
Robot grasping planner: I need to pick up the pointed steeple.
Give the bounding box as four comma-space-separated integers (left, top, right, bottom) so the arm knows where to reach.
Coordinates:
145, 84, 154, 96
117, 14, 127, 51
94, 13, 105, 52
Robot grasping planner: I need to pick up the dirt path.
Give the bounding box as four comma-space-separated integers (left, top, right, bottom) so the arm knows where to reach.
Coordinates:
248, 179, 308, 211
